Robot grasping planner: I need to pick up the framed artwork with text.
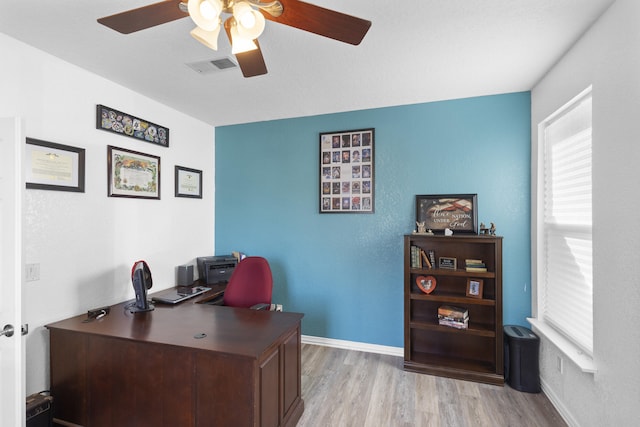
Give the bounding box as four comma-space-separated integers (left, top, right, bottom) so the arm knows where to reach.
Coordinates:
416, 194, 478, 234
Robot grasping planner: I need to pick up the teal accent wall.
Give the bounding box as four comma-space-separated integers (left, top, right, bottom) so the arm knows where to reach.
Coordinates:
215, 92, 531, 347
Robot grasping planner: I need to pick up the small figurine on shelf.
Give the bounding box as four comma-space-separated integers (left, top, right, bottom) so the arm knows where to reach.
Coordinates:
490, 222, 496, 235
444, 228, 453, 236
480, 222, 490, 235
416, 221, 427, 234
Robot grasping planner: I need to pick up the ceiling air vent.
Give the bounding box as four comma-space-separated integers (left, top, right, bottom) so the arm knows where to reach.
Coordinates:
210, 58, 236, 70
186, 58, 237, 74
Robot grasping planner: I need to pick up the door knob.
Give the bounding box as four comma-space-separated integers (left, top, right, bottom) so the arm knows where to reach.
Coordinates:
0, 324, 15, 338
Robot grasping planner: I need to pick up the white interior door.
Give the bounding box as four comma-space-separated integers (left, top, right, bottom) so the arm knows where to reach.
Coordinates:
0, 117, 24, 426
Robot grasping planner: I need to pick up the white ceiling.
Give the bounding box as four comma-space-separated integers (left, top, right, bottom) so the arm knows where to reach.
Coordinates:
0, 0, 614, 127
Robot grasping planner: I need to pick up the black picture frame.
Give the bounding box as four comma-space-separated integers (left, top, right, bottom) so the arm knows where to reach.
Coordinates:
415, 194, 478, 234
97, 104, 169, 147
25, 137, 85, 193
319, 128, 374, 213
438, 257, 458, 270
175, 166, 203, 199
107, 145, 160, 199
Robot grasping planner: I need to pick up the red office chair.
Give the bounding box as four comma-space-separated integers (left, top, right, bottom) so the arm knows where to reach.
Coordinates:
222, 256, 273, 309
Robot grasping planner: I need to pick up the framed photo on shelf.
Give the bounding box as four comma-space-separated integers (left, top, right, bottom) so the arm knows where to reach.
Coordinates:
415, 194, 478, 234
438, 257, 457, 270
466, 278, 484, 299
319, 128, 374, 213
25, 137, 85, 193
107, 145, 160, 199
175, 166, 202, 198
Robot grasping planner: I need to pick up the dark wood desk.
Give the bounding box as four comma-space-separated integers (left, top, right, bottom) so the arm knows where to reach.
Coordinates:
46, 291, 304, 427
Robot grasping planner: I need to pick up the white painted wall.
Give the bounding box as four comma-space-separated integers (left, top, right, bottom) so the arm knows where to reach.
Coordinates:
531, 0, 640, 425
0, 34, 215, 396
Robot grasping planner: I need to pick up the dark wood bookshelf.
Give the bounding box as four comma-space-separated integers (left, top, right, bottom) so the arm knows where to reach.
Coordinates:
404, 234, 504, 385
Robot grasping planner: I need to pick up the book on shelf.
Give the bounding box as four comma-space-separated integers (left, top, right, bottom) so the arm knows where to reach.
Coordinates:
420, 249, 432, 269
410, 246, 422, 269
438, 305, 469, 321
438, 305, 469, 330
465, 258, 487, 272
438, 318, 469, 329
428, 250, 436, 268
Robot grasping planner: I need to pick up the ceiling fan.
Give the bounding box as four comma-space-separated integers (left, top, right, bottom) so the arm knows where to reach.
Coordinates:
97, 0, 372, 78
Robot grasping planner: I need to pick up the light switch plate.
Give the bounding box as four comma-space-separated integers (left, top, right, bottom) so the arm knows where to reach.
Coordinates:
25, 263, 40, 282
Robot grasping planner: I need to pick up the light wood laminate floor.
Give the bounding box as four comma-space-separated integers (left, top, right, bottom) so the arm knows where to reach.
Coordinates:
297, 344, 567, 427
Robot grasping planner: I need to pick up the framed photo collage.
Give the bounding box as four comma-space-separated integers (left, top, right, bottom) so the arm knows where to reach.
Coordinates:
320, 128, 374, 213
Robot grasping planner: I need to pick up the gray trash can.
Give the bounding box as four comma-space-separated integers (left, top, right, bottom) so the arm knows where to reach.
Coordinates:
504, 325, 540, 393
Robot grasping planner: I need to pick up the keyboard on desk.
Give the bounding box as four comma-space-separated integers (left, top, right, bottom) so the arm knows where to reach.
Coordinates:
151, 286, 211, 304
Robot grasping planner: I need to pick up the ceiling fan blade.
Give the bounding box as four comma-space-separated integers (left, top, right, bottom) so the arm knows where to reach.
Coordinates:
224, 20, 268, 78
97, 0, 188, 34
235, 44, 268, 78
263, 0, 371, 45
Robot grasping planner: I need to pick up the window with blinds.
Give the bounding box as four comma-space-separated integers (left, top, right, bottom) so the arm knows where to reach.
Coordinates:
540, 87, 593, 355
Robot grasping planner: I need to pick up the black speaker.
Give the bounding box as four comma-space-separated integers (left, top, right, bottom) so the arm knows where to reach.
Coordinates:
177, 265, 194, 286
26, 392, 53, 427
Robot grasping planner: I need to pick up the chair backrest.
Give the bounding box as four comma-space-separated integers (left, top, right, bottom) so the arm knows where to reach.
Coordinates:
222, 256, 273, 308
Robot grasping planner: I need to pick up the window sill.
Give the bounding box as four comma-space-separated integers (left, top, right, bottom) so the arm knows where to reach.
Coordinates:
527, 317, 597, 374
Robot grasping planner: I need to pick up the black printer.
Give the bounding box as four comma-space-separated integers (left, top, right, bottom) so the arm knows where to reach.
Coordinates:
197, 255, 237, 285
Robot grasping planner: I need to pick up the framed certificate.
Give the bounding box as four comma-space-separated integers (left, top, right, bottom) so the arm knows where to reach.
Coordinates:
175, 165, 202, 198
107, 145, 160, 199
25, 138, 85, 192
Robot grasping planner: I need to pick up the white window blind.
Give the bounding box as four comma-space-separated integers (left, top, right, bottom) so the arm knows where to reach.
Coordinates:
541, 89, 593, 355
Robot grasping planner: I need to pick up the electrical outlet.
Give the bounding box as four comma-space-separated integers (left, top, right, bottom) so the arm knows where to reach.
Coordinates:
25, 263, 40, 282
557, 355, 564, 374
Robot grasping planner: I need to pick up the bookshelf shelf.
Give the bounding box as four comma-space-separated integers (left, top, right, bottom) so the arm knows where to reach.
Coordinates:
404, 234, 504, 385
410, 292, 496, 306
409, 320, 497, 337
409, 268, 496, 279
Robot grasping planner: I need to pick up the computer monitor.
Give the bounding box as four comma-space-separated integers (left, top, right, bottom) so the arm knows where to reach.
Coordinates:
130, 260, 154, 313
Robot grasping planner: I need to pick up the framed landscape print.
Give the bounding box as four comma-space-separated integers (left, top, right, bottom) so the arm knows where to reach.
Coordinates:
319, 128, 374, 213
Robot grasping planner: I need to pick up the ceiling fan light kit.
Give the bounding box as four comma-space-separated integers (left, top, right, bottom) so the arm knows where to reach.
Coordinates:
233, 2, 266, 40
230, 25, 259, 53
188, 0, 264, 53
188, 0, 223, 31
98, 0, 372, 78
190, 25, 221, 50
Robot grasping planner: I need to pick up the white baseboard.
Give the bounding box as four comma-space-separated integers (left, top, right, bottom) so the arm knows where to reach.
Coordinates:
540, 377, 579, 427
301, 335, 404, 357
